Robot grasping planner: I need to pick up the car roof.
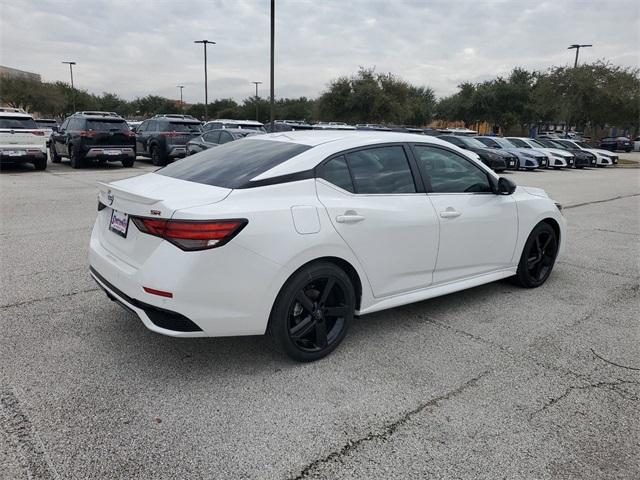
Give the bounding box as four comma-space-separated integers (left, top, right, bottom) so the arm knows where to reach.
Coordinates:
205, 128, 259, 135
210, 119, 264, 126
0, 111, 33, 119
247, 130, 485, 182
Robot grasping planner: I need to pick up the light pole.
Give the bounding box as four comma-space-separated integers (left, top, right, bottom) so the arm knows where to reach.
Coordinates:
194, 40, 215, 120
568, 44, 592, 68
270, 0, 275, 129
62, 61, 76, 111
177, 85, 184, 110
252, 81, 262, 121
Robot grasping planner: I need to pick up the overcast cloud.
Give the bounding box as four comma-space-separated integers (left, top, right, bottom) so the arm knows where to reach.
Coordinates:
1, 0, 638, 103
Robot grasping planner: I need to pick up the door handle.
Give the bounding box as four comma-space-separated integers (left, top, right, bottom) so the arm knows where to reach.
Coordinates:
336, 211, 365, 224
439, 208, 462, 219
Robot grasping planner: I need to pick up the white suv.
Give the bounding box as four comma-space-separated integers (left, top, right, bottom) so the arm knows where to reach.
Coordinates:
0, 109, 48, 170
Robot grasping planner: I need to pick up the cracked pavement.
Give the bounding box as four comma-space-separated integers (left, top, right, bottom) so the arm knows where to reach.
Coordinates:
1, 158, 639, 479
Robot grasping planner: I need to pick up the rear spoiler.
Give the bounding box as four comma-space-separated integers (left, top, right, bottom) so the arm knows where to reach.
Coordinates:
97, 182, 160, 205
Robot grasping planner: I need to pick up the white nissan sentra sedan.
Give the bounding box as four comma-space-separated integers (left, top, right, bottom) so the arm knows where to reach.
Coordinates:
90, 131, 565, 361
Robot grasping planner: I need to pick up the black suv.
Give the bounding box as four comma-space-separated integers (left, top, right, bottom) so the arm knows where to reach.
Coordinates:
50, 112, 136, 168
599, 136, 632, 152
135, 114, 202, 165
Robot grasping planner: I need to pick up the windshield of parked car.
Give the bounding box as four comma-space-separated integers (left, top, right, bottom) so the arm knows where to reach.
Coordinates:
459, 137, 488, 149
575, 141, 590, 148
491, 137, 517, 148
158, 139, 311, 189
0, 116, 38, 129
546, 140, 567, 149
528, 139, 546, 148
507, 138, 530, 148
36, 120, 57, 127
86, 119, 130, 131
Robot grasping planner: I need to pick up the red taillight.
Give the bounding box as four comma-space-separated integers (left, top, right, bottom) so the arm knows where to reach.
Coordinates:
131, 217, 247, 251
143, 287, 173, 298
80, 131, 97, 137
31, 130, 45, 136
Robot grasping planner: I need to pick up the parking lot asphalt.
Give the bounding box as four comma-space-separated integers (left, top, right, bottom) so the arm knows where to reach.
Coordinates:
1, 154, 639, 479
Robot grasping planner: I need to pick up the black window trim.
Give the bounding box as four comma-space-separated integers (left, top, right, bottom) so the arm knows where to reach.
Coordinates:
408, 143, 497, 195
315, 142, 426, 195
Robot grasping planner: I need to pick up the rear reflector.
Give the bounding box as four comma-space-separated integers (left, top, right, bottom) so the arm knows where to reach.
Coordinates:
131, 217, 247, 251
31, 131, 45, 136
143, 287, 173, 298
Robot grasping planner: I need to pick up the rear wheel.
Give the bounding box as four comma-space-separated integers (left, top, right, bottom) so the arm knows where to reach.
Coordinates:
33, 156, 47, 171
50, 144, 61, 163
269, 262, 355, 362
122, 158, 135, 168
513, 222, 558, 288
150, 145, 167, 166
69, 145, 84, 169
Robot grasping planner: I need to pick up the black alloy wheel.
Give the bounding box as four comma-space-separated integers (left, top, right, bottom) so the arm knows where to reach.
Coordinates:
513, 222, 558, 288
270, 262, 355, 361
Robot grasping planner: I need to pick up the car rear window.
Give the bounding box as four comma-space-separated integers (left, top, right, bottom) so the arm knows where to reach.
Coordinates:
158, 139, 311, 189
163, 122, 202, 133
86, 120, 130, 131
0, 116, 38, 129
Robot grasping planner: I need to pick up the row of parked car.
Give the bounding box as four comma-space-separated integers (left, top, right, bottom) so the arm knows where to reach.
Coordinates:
0, 107, 635, 171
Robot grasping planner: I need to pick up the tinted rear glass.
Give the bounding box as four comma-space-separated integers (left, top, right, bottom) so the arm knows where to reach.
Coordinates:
163, 122, 202, 133
158, 139, 311, 188
86, 120, 129, 131
0, 116, 38, 129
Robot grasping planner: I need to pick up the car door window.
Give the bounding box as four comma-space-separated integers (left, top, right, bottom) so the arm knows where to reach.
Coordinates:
137, 122, 147, 133
218, 131, 233, 144
344, 146, 416, 194
59, 119, 69, 131
320, 156, 354, 193
414, 146, 492, 193
204, 131, 220, 143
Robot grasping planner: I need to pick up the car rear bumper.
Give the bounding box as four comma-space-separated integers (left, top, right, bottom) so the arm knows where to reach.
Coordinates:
88, 218, 282, 337
85, 147, 135, 160
0, 148, 46, 163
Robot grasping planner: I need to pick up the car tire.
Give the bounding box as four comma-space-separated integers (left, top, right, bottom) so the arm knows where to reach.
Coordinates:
122, 158, 135, 168
150, 145, 167, 166
69, 145, 84, 169
50, 144, 61, 163
512, 222, 558, 288
269, 261, 355, 362
33, 156, 47, 171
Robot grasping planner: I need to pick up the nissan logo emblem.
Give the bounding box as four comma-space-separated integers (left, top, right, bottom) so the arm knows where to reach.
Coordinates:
107, 190, 114, 205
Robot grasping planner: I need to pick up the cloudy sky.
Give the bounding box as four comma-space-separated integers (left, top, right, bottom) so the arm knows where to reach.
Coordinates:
1, 0, 638, 103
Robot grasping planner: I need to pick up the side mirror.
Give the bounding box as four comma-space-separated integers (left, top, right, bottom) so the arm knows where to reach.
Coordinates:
496, 177, 516, 195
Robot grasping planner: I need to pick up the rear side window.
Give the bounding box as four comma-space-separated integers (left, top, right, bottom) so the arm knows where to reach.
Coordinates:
86, 120, 129, 131
203, 131, 220, 143
320, 156, 354, 193
0, 116, 37, 129
345, 146, 416, 194
158, 139, 311, 189
162, 122, 202, 133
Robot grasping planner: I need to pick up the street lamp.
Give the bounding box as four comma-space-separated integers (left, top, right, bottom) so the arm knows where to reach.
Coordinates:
177, 85, 184, 110
62, 61, 76, 111
568, 44, 592, 68
194, 40, 215, 120
252, 81, 262, 121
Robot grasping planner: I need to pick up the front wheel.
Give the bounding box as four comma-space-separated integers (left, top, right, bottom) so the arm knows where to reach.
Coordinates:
513, 222, 558, 288
150, 145, 167, 166
50, 144, 61, 163
269, 262, 355, 362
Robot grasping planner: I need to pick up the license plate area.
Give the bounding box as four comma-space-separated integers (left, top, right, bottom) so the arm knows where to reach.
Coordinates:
109, 209, 129, 238
104, 149, 122, 155
4, 150, 26, 156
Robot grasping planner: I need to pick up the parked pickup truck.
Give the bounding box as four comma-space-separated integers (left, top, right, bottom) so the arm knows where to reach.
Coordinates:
0, 108, 48, 170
